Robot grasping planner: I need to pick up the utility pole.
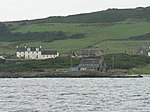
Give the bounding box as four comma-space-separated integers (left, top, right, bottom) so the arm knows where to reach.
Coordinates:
70, 52, 73, 67
71, 57, 73, 67
112, 55, 115, 70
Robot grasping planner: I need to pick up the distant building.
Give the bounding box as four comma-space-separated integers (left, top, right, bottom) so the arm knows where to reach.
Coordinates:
69, 67, 79, 72
78, 59, 106, 71
16, 46, 59, 59
138, 46, 150, 56
69, 51, 78, 58
0, 55, 5, 59
79, 49, 104, 58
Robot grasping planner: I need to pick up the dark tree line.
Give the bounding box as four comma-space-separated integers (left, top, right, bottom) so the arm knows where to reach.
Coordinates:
0, 22, 11, 35
0, 22, 85, 42
129, 33, 150, 40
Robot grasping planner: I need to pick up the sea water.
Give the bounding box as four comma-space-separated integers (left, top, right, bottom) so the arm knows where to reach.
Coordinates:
0, 77, 150, 112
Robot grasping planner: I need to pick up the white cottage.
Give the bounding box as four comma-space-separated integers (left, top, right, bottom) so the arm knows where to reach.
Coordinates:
16, 46, 59, 59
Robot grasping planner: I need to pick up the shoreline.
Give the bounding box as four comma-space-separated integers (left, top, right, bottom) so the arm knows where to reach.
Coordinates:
0, 71, 143, 78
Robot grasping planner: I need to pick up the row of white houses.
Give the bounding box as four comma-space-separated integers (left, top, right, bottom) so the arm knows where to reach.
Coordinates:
16, 46, 59, 60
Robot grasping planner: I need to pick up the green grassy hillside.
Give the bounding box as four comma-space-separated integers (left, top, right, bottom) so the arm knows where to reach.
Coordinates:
5, 21, 148, 54
0, 6, 150, 73
1, 21, 150, 55
1, 6, 150, 55
130, 64, 150, 74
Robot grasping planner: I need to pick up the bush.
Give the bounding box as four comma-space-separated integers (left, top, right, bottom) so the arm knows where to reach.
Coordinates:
104, 53, 150, 69
0, 57, 80, 72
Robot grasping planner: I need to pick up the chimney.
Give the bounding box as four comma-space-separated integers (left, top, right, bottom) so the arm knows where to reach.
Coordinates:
40, 46, 42, 48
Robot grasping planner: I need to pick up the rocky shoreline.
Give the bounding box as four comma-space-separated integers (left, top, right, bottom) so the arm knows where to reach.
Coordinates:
0, 71, 143, 78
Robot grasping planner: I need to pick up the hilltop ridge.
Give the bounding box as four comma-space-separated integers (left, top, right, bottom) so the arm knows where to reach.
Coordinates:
4, 6, 150, 24
0, 6, 150, 56
0, 6, 150, 74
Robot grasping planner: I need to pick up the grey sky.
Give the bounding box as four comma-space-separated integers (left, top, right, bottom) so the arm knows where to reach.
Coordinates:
0, 0, 150, 21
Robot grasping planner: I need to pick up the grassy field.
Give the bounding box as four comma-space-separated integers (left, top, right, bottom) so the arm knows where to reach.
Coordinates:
0, 42, 18, 54
1, 21, 150, 73
131, 64, 150, 74
1, 7, 150, 73
13, 22, 150, 40
1, 21, 150, 55
93, 40, 150, 54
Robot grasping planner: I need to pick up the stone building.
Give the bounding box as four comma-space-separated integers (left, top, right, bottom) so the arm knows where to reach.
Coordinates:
78, 59, 106, 72
79, 49, 104, 58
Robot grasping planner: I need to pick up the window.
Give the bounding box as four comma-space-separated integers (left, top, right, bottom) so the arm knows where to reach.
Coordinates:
36, 48, 39, 51
27, 48, 31, 51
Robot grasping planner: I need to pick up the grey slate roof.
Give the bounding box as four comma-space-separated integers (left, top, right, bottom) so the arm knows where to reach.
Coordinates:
29, 47, 37, 51
80, 50, 104, 57
16, 46, 58, 55
80, 59, 102, 64
41, 51, 58, 55
78, 59, 103, 69
16, 47, 26, 52
17, 47, 41, 52
140, 46, 150, 51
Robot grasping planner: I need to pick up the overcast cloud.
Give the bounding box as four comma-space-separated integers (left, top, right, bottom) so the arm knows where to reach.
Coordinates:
0, 0, 150, 21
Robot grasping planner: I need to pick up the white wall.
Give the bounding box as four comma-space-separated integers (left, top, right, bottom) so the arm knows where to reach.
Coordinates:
16, 52, 25, 58
25, 51, 41, 59
17, 51, 59, 59
148, 52, 150, 56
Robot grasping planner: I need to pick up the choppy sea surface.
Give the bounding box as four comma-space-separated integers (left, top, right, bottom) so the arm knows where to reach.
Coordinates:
0, 77, 150, 112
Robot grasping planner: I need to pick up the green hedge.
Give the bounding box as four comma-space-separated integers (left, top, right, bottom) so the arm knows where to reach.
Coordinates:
104, 53, 150, 69
0, 57, 80, 72
1, 54, 150, 72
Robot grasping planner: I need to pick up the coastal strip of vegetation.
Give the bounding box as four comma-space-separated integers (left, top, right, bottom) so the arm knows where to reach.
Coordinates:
0, 54, 150, 74
1, 6, 150, 74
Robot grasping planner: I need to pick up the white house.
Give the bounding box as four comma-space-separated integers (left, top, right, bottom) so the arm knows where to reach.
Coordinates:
16, 46, 59, 59
139, 46, 150, 56
0, 55, 5, 59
